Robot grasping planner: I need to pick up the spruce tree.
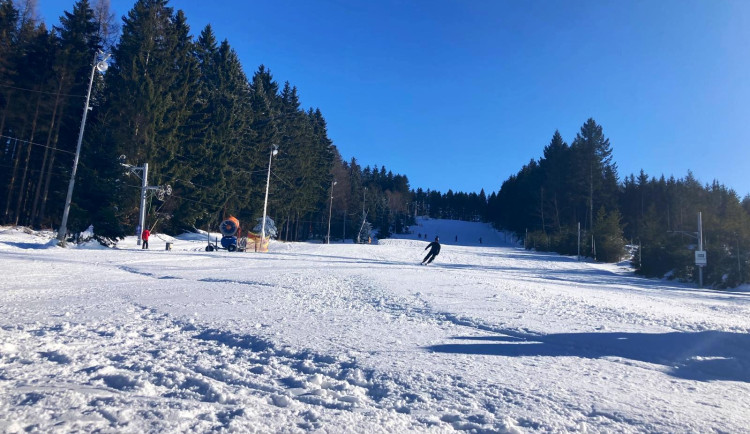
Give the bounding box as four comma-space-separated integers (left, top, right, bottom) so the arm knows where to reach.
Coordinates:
95, 0, 199, 232
570, 118, 619, 230
539, 130, 570, 231
593, 207, 626, 262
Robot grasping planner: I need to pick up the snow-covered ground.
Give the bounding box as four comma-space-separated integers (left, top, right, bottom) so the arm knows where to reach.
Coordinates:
1, 219, 749, 432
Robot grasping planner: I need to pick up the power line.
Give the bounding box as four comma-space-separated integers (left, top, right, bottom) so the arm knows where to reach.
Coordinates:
0, 82, 87, 99
1, 134, 76, 155
120, 182, 227, 210
271, 170, 298, 190
171, 178, 217, 191
0, 161, 71, 178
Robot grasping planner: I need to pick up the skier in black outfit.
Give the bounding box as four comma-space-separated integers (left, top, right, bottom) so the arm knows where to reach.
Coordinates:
422, 236, 441, 265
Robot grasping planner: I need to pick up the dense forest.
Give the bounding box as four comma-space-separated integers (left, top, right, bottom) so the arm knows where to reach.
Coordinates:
2, 0, 748, 288
0, 0, 413, 244
485, 120, 750, 288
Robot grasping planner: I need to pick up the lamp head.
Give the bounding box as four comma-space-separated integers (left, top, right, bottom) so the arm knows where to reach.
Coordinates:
95, 53, 111, 73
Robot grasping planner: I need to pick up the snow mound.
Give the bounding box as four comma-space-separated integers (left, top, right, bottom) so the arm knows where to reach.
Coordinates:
0, 226, 58, 250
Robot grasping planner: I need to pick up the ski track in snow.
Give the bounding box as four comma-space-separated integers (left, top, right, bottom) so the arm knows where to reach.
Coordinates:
1, 301, 445, 432
2, 222, 750, 432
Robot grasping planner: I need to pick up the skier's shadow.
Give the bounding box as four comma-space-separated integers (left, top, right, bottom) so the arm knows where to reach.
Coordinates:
427, 330, 750, 383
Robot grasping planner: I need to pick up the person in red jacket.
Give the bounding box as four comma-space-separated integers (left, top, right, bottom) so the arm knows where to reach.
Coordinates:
141, 229, 150, 249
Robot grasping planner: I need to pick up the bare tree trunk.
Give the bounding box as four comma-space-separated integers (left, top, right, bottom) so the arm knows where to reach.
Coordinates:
284, 212, 290, 242
540, 186, 546, 235
0, 89, 18, 223
31, 77, 65, 227
294, 211, 300, 242
38, 104, 66, 227
0, 91, 11, 140
2, 138, 19, 222
14, 93, 43, 225
4, 121, 30, 223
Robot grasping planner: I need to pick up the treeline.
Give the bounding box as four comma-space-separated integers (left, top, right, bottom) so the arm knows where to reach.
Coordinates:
486, 118, 750, 288
0, 0, 414, 243
412, 188, 488, 222
328, 159, 413, 242
1, 0, 118, 233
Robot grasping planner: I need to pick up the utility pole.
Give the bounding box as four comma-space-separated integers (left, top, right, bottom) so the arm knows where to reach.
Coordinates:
121, 159, 170, 246
577, 222, 581, 261
138, 163, 148, 245
358, 188, 366, 244
327, 180, 336, 244
698, 211, 704, 288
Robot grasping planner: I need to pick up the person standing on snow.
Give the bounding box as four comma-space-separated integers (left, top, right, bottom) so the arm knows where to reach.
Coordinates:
421, 236, 441, 265
141, 228, 150, 249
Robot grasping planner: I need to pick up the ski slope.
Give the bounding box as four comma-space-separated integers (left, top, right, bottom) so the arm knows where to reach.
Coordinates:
1, 219, 749, 433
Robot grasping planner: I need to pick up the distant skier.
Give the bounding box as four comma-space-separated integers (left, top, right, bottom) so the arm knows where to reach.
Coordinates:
421, 236, 441, 265
141, 229, 150, 249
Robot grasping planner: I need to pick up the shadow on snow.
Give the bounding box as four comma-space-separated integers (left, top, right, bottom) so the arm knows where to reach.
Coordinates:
427, 330, 750, 383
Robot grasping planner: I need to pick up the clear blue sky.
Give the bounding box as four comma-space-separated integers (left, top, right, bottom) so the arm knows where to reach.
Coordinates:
38, 0, 750, 197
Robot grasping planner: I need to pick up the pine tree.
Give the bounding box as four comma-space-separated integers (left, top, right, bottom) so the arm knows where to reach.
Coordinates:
0, 1, 19, 213
539, 130, 570, 231
95, 0, 199, 233
570, 118, 619, 231
3, 22, 55, 226
593, 207, 626, 262
247, 65, 281, 221
0, 1, 19, 137
173, 28, 253, 231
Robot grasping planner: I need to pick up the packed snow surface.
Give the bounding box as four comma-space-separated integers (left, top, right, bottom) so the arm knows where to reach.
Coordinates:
1, 219, 750, 432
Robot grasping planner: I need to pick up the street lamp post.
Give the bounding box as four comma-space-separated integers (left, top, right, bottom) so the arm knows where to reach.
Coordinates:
260, 145, 278, 250
327, 180, 337, 244
57, 51, 110, 245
